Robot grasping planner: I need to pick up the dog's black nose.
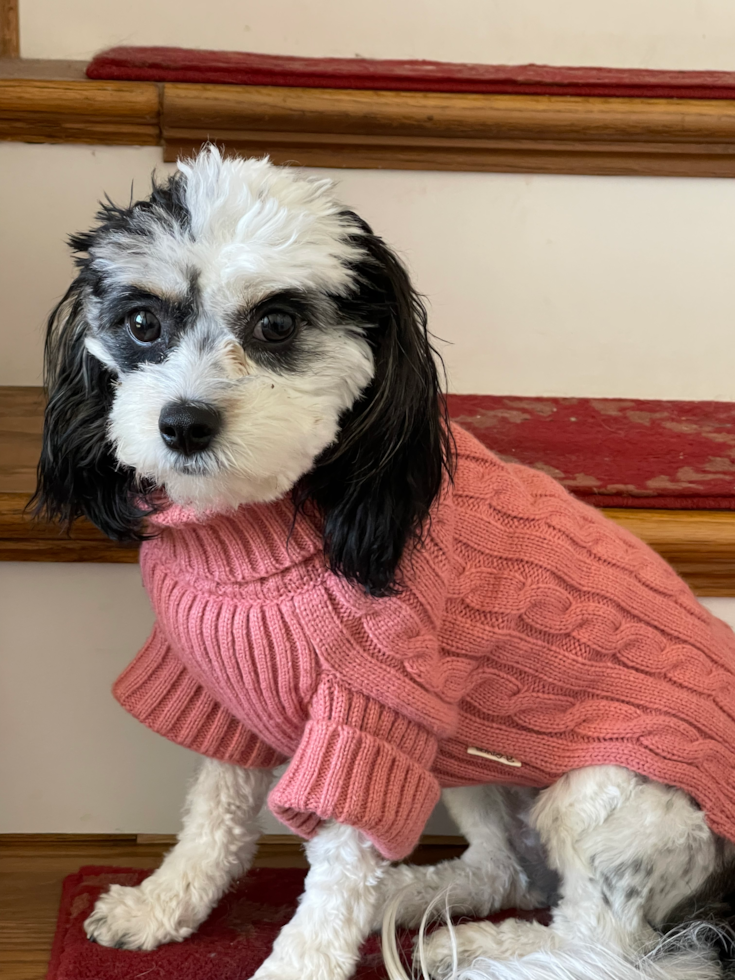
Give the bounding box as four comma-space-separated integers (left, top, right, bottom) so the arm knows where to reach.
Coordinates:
159, 402, 221, 456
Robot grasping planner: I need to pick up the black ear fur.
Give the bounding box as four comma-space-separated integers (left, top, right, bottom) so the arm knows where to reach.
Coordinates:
30, 280, 151, 540
296, 215, 454, 596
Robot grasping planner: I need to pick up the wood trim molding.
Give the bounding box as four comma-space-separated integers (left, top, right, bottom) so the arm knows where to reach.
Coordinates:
4, 64, 735, 174
0, 0, 19, 59
0, 75, 159, 144
0, 832, 464, 846
3, 489, 735, 594
603, 508, 735, 596
134, 832, 465, 850
0, 494, 139, 562
161, 83, 735, 176
0, 832, 467, 865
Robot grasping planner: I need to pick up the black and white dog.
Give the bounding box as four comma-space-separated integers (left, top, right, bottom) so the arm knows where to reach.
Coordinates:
34, 147, 735, 980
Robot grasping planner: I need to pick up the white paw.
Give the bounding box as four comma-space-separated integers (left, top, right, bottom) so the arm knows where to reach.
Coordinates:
84, 881, 201, 951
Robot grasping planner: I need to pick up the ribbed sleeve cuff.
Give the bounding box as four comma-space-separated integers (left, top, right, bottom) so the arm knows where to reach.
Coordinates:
268, 718, 441, 860
113, 625, 285, 770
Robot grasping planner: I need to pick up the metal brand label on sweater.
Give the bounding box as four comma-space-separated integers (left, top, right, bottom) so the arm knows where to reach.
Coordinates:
467, 746, 522, 767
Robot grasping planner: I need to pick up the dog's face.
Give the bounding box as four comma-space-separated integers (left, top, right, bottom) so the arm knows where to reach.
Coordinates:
79, 152, 374, 511
36, 147, 450, 594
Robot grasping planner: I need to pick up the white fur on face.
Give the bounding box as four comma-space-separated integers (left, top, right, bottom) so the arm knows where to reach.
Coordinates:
87, 149, 375, 511
108, 317, 373, 510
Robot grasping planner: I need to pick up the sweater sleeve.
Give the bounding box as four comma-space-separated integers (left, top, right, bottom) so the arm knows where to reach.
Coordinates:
113, 624, 286, 770
268, 674, 441, 860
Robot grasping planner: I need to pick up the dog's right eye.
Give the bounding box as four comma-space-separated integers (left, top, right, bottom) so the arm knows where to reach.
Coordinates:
253, 311, 298, 345
126, 310, 161, 344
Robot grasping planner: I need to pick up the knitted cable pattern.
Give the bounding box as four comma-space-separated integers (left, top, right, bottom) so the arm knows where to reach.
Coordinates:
114, 425, 735, 859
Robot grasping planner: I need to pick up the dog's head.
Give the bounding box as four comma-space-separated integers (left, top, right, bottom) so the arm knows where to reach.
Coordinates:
34, 147, 452, 594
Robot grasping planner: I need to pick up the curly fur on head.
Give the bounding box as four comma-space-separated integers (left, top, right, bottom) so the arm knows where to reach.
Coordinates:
32, 147, 453, 595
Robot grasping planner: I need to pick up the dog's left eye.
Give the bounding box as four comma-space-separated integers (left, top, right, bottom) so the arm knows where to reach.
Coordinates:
126, 310, 161, 344
253, 311, 298, 344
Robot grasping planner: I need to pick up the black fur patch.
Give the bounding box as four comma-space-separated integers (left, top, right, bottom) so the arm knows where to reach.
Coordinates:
31, 171, 192, 539
30, 282, 158, 540
94, 284, 200, 371
662, 857, 735, 975
295, 212, 455, 596
69, 170, 191, 267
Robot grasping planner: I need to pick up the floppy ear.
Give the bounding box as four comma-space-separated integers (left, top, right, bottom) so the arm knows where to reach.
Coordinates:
298, 215, 454, 596
30, 279, 149, 540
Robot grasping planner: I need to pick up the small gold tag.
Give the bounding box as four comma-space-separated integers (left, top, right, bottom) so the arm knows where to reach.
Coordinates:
467, 746, 522, 768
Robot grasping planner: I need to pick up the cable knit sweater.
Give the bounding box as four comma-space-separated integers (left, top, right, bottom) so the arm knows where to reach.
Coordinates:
114, 425, 735, 860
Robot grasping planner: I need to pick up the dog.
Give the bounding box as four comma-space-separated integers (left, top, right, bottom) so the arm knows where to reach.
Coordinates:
34, 146, 735, 980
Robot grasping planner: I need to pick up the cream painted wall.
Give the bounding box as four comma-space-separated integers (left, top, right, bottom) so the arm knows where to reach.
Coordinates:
19, 0, 735, 71
4, 142, 735, 400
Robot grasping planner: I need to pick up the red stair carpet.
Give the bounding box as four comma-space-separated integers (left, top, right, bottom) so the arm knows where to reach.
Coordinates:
47, 866, 549, 980
449, 395, 735, 509
88, 47, 735, 99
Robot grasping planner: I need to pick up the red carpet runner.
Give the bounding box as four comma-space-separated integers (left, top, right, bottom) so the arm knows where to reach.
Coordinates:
47, 866, 548, 980
87, 48, 735, 99
449, 395, 735, 509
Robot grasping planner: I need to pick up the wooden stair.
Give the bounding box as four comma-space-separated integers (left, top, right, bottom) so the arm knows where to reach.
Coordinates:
0, 387, 137, 562
4, 385, 735, 593
6, 57, 735, 176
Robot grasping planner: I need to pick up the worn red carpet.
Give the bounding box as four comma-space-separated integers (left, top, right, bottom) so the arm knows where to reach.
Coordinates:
47, 866, 548, 980
448, 395, 735, 509
87, 48, 735, 98
48, 866, 389, 980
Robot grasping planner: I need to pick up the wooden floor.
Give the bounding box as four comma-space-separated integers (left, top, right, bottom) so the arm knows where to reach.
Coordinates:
0, 835, 169, 980
0, 834, 465, 980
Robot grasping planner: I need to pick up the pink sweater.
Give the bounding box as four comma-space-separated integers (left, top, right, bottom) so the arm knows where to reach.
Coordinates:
114, 426, 735, 860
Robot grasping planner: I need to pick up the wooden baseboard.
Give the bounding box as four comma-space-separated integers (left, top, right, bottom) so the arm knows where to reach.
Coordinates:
0, 832, 467, 864
0, 832, 464, 846
135, 832, 465, 846
0, 832, 140, 847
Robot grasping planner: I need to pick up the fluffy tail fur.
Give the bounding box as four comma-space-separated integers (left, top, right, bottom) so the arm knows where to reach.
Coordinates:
381, 894, 734, 980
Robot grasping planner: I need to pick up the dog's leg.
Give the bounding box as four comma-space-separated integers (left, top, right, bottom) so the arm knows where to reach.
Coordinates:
372, 785, 550, 931
84, 760, 273, 950
250, 821, 387, 980
420, 767, 723, 978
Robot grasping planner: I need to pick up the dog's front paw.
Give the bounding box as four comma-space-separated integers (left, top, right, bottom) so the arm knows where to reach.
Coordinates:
84, 880, 200, 951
